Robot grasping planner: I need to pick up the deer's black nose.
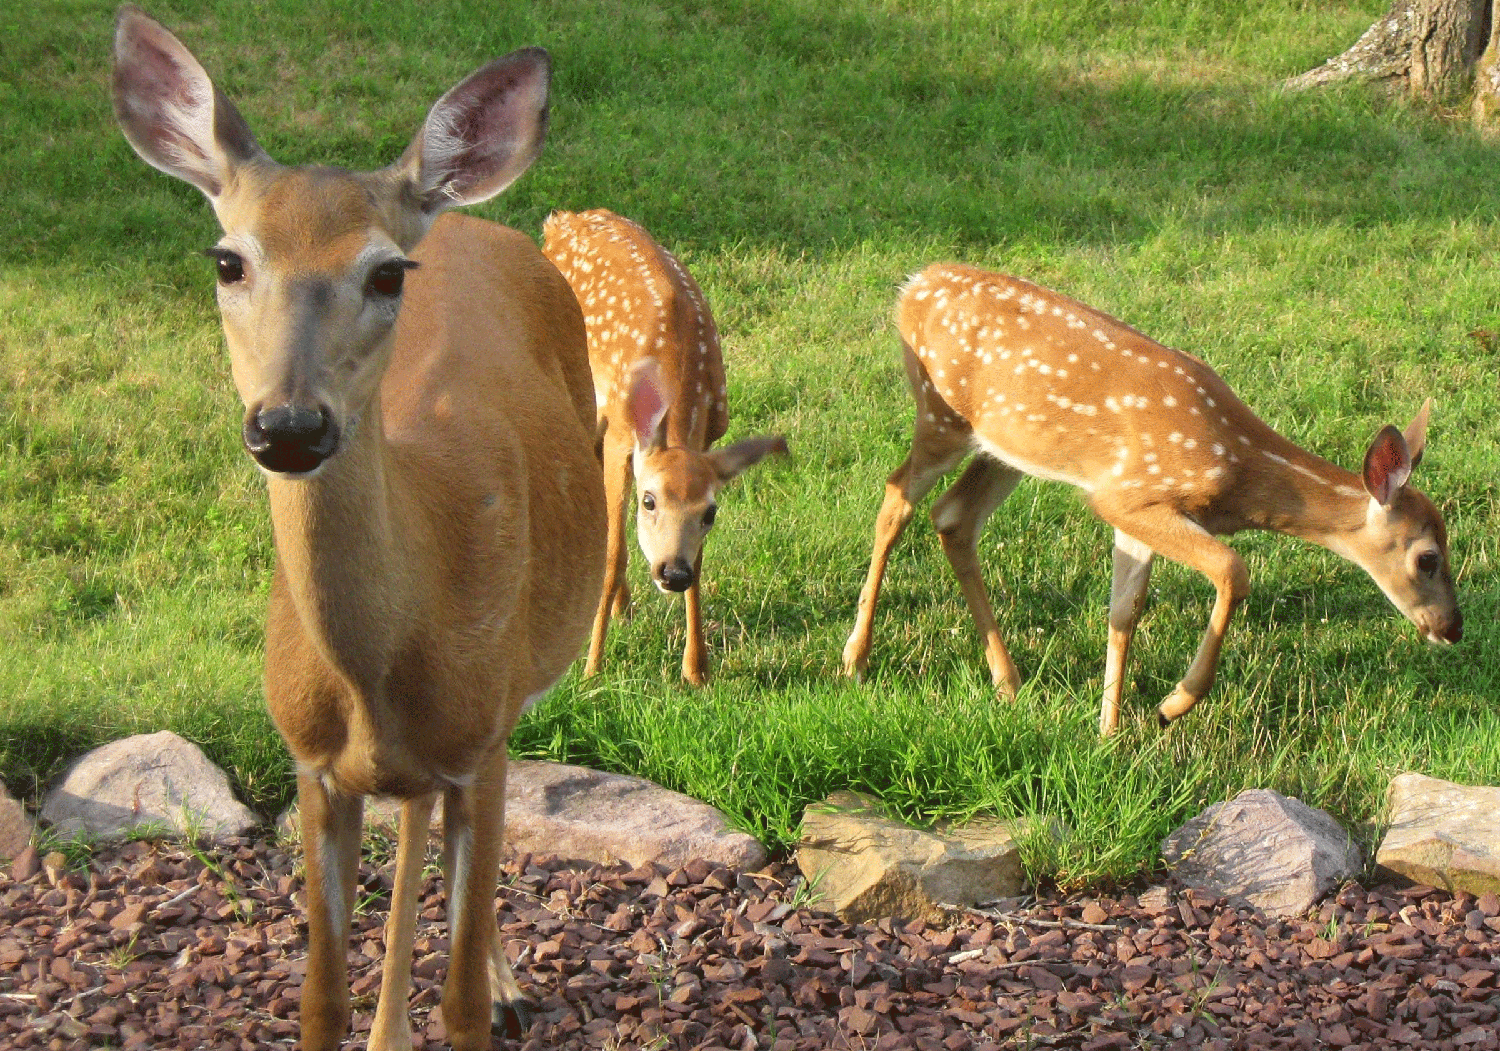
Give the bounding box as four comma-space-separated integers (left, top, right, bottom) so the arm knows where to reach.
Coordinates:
244, 404, 339, 475
656, 560, 696, 593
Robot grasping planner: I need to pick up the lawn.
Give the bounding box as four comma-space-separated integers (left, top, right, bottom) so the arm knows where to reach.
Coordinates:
3, 0, 1497, 888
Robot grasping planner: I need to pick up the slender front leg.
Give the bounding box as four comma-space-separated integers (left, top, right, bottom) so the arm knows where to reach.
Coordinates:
369, 792, 437, 1051
930, 456, 1024, 698
586, 434, 635, 676
1101, 531, 1155, 735
682, 551, 708, 685
1093, 500, 1249, 727
297, 773, 364, 1051
442, 750, 529, 1050
842, 426, 969, 680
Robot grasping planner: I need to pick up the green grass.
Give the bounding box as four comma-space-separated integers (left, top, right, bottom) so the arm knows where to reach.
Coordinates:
4, 0, 1498, 888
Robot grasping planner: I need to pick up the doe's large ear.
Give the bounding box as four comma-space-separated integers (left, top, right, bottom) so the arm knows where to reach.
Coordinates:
626, 358, 672, 453
1402, 397, 1432, 471
707, 435, 789, 484
1362, 424, 1414, 508
111, 5, 263, 200
397, 47, 550, 217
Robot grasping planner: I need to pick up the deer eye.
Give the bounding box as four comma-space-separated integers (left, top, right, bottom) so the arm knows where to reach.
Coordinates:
1416, 551, 1440, 576
702, 505, 717, 527
641, 493, 656, 512
205, 248, 245, 285
367, 260, 414, 298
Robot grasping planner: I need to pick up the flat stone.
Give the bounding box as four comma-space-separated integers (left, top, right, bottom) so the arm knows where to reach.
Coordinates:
1376, 773, 1500, 896
505, 761, 766, 870
39, 731, 259, 842
795, 790, 1036, 924
1162, 789, 1361, 918
0, 780, 32, 862
278, 760, 767, 872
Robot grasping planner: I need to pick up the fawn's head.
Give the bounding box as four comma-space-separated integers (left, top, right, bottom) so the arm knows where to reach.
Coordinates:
625, 360, 786, 592
112, 5, 549, 477
1353, 401, 1461, 645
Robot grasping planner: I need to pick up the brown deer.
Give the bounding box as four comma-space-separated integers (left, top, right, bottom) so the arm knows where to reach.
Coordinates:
843, 263, 1461, 734
112, 7, 605, 1050
542, 209, 786, 685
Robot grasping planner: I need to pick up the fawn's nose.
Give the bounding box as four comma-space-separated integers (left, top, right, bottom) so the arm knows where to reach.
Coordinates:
1442, 610, 1463, 644
244, 403, 340, 475
656, 560, 696, 593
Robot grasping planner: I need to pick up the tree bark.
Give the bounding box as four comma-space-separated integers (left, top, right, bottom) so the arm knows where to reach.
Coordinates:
1472, 3, 1500, 119
1287, 0, 1490, 102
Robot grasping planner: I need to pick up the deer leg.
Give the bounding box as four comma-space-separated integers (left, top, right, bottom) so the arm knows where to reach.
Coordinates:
1092, 500, 1248, 727
368, 792, 436, 1051
586, 434, 634, 676
1100, 531, 1155, 736
297, 774, 364, 1051
441, 752, 528, 1050
930, 456, 1024, 697
682, 550, 709, 685
842, 427, 970, 680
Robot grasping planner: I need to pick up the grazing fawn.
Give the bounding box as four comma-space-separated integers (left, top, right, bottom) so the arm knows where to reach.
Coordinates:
113, 8, 606, 1050
843, 263, 1461, 734
542, 209, 787, 685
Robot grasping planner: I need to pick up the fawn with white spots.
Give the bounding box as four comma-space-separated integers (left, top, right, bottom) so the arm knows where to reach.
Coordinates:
113, 8, 606, 1049
543, 209, 787, 685
843, 263, 1461, 734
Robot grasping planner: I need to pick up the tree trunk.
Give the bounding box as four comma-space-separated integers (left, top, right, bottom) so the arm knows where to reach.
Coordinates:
1472, 3, 1500, 119
1287, 0, 1489, 102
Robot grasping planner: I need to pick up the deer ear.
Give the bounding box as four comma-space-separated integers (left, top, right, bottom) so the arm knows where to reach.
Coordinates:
397, 47, 550, 217
111, 5, 263, 201
706, 435, 788, 483
625, 359, 671, 452
1402, 398, 1431, 471
1362, 424, 1413, 508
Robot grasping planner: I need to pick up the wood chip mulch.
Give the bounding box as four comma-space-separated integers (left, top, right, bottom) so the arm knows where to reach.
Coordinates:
3, 835, 1499, 1050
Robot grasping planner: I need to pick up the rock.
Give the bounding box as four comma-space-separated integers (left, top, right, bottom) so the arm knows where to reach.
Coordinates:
505, 761, 766, 871
1376, 773, 1500, 895
0, 780, 32, 862
794, 790, 1033, 924
40, 731, 260, 842
277, 760, 768, 873
1161, 789, 1362, 918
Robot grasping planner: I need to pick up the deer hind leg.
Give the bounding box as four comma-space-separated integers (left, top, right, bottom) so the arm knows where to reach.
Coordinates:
441, 752, 529, 1050
1093, 499, 1248, 728
841, 424, 971, 680
930, 456, 1024, 697
1100, 531, 1155, 736
586, 432, 635, 676
368, 792, 437, 1051
681, 550, 709, 685
297, 774, 365, 1051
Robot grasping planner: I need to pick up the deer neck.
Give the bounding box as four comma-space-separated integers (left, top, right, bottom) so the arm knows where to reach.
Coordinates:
264, 392, 423, 692
1215, 425, 1370, 548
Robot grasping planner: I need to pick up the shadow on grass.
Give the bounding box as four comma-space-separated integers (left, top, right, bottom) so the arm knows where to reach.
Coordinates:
8, 0, 1500, 271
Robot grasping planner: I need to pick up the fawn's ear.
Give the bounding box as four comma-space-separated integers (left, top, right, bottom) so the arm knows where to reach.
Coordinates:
626, 358, 672, 453
707, 436, 788, 483
1362, 424, 1414, 508
112, 5, 264, 201
395, 46, 550, 219
1402, 398, 1432, 471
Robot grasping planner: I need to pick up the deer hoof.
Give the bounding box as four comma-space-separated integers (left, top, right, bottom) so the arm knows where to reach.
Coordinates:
492, 997, 534, 1039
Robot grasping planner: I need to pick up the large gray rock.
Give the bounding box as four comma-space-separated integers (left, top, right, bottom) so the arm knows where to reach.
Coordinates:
1162, 788, 1362, 918
40, 731, 260, 842
505, 761, 766, 871
1376, 773, 1500, 895
0, 780, 32, 862
795, 790, 1032, 924
276, 760, 768, 872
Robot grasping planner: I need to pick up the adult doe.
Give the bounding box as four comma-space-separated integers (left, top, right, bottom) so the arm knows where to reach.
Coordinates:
842, 263, 1460, 734
113, 7, 605, 1049
543, 209, 786, 684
